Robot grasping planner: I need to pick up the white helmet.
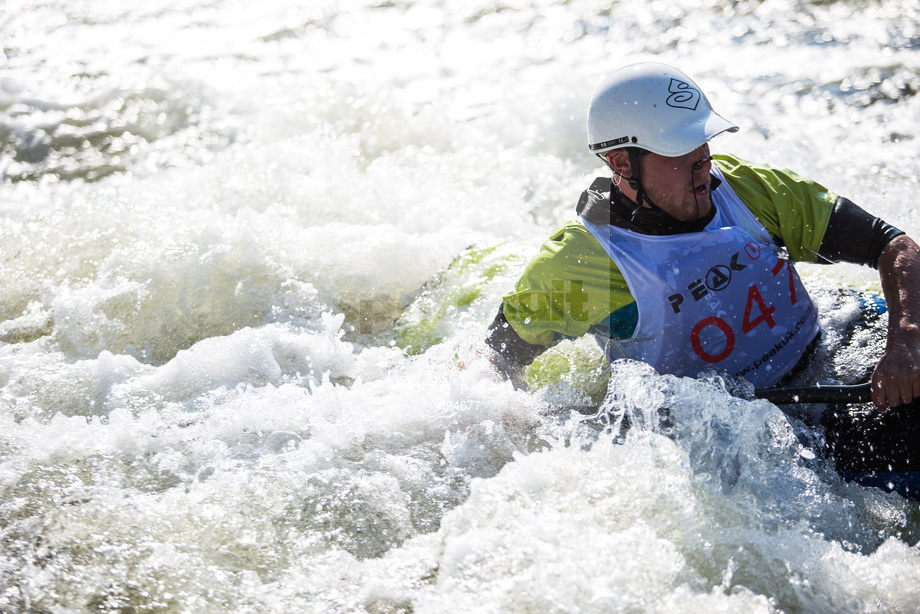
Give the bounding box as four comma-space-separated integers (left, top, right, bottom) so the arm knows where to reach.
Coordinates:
587, 62, 738, 157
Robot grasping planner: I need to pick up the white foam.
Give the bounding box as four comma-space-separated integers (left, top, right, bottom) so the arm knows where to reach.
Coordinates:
4, 0, 920, 611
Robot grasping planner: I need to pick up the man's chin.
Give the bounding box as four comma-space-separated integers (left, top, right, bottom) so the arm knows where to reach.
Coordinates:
674, 199, 711, 221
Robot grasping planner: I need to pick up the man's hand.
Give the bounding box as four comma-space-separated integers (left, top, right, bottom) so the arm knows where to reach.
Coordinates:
872, 337, 920, 408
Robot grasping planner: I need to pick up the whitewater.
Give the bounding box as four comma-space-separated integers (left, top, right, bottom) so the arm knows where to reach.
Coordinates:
3, 0, 920, 611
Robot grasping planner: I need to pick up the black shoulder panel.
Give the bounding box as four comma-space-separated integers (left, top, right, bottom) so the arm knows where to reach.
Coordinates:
818, 197, 904, 269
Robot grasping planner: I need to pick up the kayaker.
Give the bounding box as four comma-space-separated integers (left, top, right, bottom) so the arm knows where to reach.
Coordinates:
485, 62, 920, 410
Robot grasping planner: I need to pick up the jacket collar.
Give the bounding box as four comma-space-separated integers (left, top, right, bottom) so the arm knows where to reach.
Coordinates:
577, 175, 721, 235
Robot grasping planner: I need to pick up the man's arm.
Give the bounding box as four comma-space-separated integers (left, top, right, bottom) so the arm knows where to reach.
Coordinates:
481, 219, 635, 385
873, 234, 920, 408
817, 196, 920, 408
484, 305, 552, 388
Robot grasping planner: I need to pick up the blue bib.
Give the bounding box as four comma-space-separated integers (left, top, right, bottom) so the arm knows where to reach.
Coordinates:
582, 167, 819, 387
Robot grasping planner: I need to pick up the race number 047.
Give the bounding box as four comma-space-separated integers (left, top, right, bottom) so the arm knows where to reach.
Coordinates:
690, 258, 794, 364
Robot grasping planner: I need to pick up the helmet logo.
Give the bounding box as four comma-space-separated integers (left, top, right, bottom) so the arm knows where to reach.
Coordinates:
666, 79, 701, 111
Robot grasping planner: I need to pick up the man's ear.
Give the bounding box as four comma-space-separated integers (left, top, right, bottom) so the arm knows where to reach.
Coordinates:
606, 150, 632, 178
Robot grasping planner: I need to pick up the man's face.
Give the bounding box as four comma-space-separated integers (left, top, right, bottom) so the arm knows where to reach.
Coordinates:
628, 144, 714, 221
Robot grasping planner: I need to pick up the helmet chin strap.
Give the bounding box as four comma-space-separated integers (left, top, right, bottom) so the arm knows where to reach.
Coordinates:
625, 148, 653, 220
599, 148, 660, 221
689, 155, 712, 220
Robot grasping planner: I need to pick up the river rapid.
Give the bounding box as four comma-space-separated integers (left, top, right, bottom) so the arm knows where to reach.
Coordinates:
3, 0, 920, 612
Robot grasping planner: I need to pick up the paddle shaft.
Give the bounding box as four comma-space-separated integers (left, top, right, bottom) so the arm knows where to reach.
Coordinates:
754, 383, 872, 405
